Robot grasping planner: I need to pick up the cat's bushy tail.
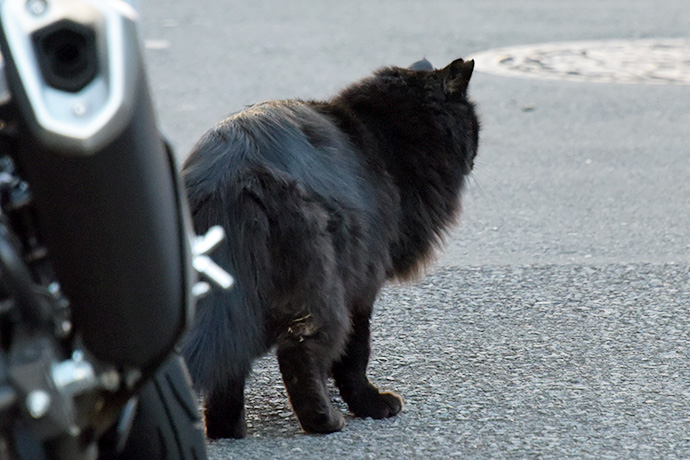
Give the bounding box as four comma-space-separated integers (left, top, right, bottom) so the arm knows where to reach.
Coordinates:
180, 169, 274, 394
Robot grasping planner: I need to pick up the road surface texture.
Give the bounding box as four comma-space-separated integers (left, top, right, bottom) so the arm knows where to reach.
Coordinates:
140, 1, 689, 458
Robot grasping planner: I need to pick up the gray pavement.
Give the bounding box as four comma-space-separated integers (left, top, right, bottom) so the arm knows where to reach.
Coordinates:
140, 1, 690, 458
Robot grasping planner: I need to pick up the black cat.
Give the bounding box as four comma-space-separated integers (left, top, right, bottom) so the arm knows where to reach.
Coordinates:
181, 57, 479, 439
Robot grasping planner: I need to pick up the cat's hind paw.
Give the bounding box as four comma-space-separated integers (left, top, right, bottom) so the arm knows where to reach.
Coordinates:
298, 408, 346, 434
204, 414, 247, 440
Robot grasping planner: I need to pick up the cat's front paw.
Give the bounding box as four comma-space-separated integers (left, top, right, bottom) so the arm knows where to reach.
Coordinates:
350, 389, 404, 419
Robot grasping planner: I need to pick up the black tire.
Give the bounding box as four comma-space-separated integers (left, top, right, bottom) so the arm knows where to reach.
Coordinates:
112, 354, 208, 460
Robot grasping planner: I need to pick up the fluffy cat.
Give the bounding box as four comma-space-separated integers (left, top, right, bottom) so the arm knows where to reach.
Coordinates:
181, 57, 479, 438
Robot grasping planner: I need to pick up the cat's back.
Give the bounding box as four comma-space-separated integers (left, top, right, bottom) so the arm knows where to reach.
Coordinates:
183, 100, 374, 209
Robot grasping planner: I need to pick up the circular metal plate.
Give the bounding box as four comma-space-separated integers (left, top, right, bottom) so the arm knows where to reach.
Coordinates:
467, 39, 690, 85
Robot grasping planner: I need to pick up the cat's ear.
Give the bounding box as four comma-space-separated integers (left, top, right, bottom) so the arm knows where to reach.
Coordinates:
408, 58, 434, 71
442, 58, 474, 97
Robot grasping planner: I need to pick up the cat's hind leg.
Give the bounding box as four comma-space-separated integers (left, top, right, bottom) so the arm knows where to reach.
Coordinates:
271, 210, 351, 432
276, 322, 347, 434
203, 372, 249, 439
253, 168, 356, 434
332, 312, 403, 419
273, 256, 349, 434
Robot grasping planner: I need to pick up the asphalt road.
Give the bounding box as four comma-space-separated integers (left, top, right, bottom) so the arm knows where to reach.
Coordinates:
139, 1, 690, 458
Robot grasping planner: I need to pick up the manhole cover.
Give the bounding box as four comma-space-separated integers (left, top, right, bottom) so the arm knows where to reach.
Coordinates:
467, 39, 690, 85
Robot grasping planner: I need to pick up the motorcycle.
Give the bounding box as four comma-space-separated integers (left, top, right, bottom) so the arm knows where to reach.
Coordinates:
0, 0, 232, 458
